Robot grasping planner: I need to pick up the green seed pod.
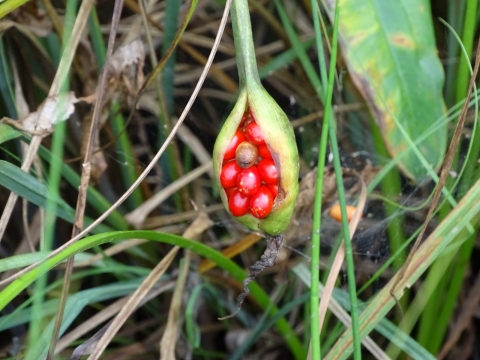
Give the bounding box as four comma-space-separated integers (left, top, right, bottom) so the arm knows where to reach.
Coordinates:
213, 85, 299, 235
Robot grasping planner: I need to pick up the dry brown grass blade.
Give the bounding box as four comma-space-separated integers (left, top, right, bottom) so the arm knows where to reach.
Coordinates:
85, 213, 213, 359
124, 0, 238, 93
136, 0, 199, 99
56, 282, 174, 355
85, 248, 178, 360
141, 204, 224, 229
135, 95, 214, 175
159, 259, 188, 359
11, 54, 37, 253
160, 213, 214, 359
301, 275, 390, 360
306, 174, 368, 360
177, 125, 214, 177
390, 39, 480, 298
0, 211, 42, 289
137, 0, 191, 211
199, 233, 263, 273
125, 161, 213, 227
0, 0, 95, 244
47, 2, 125, 357
0, 0, 232, 288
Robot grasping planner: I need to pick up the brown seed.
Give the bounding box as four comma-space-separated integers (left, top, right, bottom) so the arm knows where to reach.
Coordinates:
236, 141, 258, 169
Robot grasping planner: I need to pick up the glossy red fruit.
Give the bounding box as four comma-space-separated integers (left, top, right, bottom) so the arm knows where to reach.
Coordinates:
224, 130, 246, 161
258, 144, 272, 159
244, 122, 265, 146
220, 161, 242, 188
267, 183, 278, 198
250, 186, 274, 219
225, 187, 236, 198
228, 190, 250, 216
257, 159, 278, 184
236, 167, 261, 196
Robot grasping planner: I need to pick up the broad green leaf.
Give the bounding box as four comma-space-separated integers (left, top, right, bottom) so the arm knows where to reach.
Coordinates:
324, 0, 447, 181
0, 160, 112, 233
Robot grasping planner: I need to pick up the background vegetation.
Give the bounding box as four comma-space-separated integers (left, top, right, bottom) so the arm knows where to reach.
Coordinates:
0, 0, 479, 359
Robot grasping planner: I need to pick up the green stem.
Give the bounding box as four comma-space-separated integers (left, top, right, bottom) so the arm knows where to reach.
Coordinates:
455, 0, 477, 103
444, 0, 465, 106
309, 3, 330, 358
230, 0, 260, 86
308, 1, 339, 358
328, 123, 361, 360
315, 2, 362, 358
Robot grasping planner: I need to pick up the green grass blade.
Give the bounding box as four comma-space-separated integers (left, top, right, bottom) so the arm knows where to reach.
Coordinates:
0, 39, 17, 118
274, 0, 323, 100
162, 0, 181, 115
308, 0, 331, 357
230, 292, 310, 360
294, 263, 436, 360
0, 230, 306, 360
0, 0, 29, 19
455, 0, 477, 103
0, 160, 114, 233
0, 124, 21, 144
37, 146, 129, 230
328, 90, 362, 360
416, 18, 479, 353
26, 278, 154, 359
324, 177, 480, 359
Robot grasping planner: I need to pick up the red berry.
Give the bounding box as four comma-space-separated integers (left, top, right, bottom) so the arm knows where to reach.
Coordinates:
267, 183, 278, 198
258, 144, 272, 159
224, 130, 246, 161
225, 187, 236, 198
250, 186, 274, 219
244, 122, 265, 146
220, 161, 242, 188
236, 167, 261, 196
257, 159, 278, 184
228, 190, 250, 216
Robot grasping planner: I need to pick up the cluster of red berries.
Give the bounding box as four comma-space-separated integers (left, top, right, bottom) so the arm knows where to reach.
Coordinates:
220, 111, 279, 219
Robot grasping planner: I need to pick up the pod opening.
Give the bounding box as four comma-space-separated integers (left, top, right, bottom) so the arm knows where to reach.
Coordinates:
219, 109, 279, 219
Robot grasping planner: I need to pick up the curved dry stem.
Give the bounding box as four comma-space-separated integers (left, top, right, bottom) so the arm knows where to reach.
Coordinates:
219, 234, 284, 320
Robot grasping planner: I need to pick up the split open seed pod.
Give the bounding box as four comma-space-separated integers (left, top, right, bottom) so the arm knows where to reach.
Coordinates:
213, 85, 299, 236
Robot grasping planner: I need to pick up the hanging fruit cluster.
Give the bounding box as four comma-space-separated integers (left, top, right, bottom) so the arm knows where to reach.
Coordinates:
220, 110, 279, 219
213, 88, 299, 236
